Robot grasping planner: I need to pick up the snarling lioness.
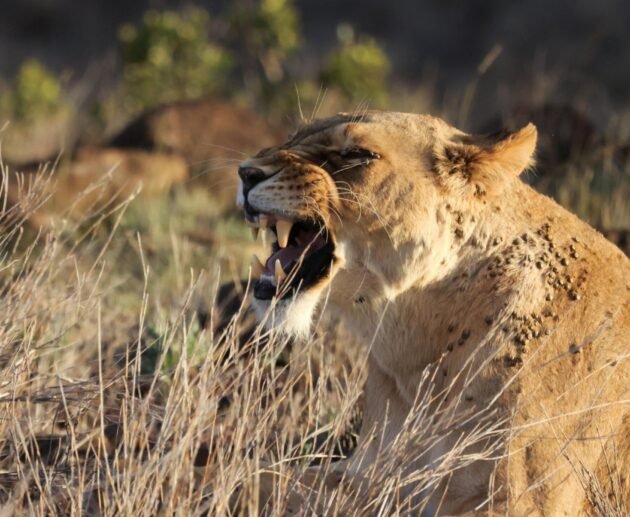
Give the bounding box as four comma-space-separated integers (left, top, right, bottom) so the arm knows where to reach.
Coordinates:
236, 112, 629, 515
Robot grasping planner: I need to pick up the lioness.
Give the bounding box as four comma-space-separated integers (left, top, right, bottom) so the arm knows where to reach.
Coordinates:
236, 111, 629, 515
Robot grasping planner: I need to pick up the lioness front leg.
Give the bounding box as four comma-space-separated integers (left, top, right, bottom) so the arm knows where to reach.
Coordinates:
253, 357, 407, 513
254, 458, 354, 514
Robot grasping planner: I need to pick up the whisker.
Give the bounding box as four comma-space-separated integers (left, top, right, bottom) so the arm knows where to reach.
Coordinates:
294, 83, 305, 124
351, 98, 371, 123
195, 143, 250, 157
283, 113, 298, 134
186, 164, 239, 179
187, 157, 242, 167
333, 186, 394, 240
329, 162, 366, 177
311, 84, 328, 122
300, 191, 343, 227
184, 173, 239, 189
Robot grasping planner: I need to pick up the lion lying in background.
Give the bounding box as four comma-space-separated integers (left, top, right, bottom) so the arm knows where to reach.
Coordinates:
236, 111, 629, 515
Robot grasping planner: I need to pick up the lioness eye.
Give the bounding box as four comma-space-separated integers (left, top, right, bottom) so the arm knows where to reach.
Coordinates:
340, 147, 380, 161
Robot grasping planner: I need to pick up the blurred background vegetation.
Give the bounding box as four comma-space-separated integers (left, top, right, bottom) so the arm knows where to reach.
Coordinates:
0, 0, 629, 343
0, 0, 393, 126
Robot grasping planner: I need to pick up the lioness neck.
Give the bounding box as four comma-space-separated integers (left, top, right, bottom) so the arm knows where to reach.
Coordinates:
331, 180, 585, 397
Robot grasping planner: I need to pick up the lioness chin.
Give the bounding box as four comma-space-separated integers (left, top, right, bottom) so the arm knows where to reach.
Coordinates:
236, 111, 629, 515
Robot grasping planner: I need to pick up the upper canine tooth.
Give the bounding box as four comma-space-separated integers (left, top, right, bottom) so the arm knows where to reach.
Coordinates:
251, 254, 265, 278
250, 227, 259, 240
258, 215, 269, 228
276, 219, 293, 248
275, 259, 287, 284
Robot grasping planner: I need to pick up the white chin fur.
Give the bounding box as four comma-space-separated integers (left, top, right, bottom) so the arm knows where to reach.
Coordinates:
252, 290, 322, 340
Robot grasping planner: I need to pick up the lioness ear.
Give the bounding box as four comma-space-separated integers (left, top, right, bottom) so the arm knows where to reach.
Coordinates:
434, 123, 537, 198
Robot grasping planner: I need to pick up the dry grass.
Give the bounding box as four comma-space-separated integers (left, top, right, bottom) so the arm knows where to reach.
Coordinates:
0, 161, 373, 515
0, 147, 627, 516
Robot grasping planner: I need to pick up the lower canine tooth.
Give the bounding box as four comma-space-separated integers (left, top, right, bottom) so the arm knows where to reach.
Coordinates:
276, 219, 293, 248
275, 259, 287, 284
251, 254, 264, 278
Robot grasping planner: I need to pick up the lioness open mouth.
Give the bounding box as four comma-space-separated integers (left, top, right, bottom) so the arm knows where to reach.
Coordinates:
246, 212, 335, 300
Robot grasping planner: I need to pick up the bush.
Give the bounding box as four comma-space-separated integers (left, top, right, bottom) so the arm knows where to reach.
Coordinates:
0, 59, 66, 121
239, 0, 300, 56
321, 24, 391, 107
118, 7, 232, 110
228, 0, 300, 83
225, 0, 302, 116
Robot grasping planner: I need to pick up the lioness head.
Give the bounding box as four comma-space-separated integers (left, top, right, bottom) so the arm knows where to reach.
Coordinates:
237, 111, 537, 337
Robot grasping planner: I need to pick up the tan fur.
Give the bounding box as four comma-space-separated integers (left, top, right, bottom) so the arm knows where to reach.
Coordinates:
238, 111, 630, 515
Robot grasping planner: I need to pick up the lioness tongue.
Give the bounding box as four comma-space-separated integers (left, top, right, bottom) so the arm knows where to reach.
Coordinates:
265, 230, 325, 272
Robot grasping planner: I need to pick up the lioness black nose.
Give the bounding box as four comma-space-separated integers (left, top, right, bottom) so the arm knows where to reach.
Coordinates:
238, 166, 267, 190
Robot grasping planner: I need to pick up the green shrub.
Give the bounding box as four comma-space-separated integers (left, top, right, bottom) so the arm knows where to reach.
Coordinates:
0, 60, 65, 121
321, 25, 391, 107
227, 0, 301, 113
228, 0, 300, 82
240, 0, 300, 55
118, 7, 232, 110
